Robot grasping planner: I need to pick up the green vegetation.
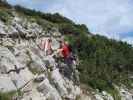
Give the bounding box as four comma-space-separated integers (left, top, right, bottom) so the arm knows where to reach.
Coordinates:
14, 5, 73, 24
14, 5, 90, 36
36, 18, 56, 32
0, 5, 13, 25
107, 88, 121, 100
0, 9, 10, 22
66, 34, 133, 99
0, 91, 16, 100
0, 0, 12, 8
0, 89, 23, 100
69, 34, 133, 82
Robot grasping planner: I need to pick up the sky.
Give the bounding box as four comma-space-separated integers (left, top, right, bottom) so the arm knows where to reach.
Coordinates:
7, 0, 133, 45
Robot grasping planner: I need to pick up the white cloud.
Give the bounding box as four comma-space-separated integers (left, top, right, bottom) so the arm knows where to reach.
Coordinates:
122, 37, 133, 45
7, 0, 133, 44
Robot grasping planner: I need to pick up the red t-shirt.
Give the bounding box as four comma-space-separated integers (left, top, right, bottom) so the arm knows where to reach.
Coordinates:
62, 44, 70, 58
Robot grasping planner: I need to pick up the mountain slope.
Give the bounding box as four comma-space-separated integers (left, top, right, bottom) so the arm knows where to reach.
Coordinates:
0, 1, 133, 100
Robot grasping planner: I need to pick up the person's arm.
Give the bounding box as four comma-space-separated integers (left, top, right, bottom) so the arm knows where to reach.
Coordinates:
53, 48, 63, 55
57, 48, 63, 53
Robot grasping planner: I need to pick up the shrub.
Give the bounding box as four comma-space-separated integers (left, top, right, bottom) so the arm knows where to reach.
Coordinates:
0, 91, 16, 100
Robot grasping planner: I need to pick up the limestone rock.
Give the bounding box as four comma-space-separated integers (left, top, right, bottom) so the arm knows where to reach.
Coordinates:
34, 74, 46, 83
95, 94, 104, 100
0, 75, 17, 92
119, 88, 133, 100
37, 78, 62, 100
51, 68, 68, 96
9, 68, 33, 89
0, 47, 23, 73
27, 49, 46, 72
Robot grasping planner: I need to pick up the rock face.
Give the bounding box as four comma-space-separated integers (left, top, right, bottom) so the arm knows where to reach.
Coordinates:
114, 85, 133, 100
0, 12, 82, 100
0, 38, 81, 99
120, 88, 133, 100
0, 9, 133, 100
37, 78, 62, 100
95, 91, 114, 100
0, 75, 17, 92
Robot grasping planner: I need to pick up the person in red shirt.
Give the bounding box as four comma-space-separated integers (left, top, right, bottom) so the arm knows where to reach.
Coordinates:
58, 40, 70, 57
55, 39, 78, 80
57, 40, 72, 66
